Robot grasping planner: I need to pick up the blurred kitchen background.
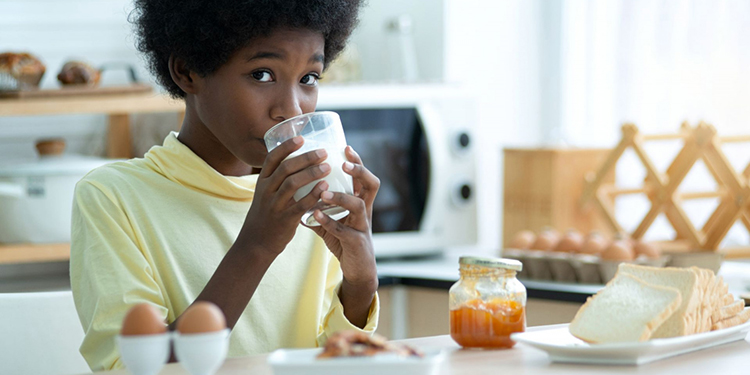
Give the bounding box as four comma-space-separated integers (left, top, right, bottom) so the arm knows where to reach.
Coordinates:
0, 0, 750, 372
3, 0, 750, 357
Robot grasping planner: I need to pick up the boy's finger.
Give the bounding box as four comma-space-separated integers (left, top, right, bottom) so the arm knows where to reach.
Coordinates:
291, 180, 329, 215
276, 162, 331, 202
267, 148, 328, 193
345, 146, 363, 165
260, 136, 304, 179
319, 191, 368, 230
344, 146, 366, 197
314, 209, 358, 238
341, 161, 380, 208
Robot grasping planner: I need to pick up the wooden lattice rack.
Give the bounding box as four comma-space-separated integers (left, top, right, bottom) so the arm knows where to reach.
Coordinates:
581, 122, 750, 257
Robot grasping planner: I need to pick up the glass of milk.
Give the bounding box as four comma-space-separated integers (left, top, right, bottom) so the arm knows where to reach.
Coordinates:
264, 111, 353, 226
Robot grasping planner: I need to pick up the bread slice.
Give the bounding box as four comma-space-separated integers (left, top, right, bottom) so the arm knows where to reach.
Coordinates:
689, 267, 715, 335
713, 300, 745, 322
722, 293, 735, 307
569, 274, 682, 343
712, 308, 750, 331
618, 264, 700, 338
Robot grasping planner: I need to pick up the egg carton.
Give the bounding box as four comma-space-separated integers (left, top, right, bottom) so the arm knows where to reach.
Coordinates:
503, 249, 670, 285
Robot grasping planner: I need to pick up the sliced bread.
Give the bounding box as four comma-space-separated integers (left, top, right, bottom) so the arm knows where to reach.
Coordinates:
713, 300, 745, 322
569, 273, 682, 343
712, 308, 750, 331
689, 267, 715, 335
617, 263, 700, 338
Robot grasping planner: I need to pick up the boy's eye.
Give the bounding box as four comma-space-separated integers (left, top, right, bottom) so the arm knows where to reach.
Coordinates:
301, 74, 319, 86
251, 70, 273, 82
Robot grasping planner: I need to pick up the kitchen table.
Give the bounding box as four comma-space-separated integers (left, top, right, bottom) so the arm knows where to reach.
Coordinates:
78, 325, 750, 375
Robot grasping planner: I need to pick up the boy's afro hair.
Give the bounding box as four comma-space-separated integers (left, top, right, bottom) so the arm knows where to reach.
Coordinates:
131, 0, 365, 98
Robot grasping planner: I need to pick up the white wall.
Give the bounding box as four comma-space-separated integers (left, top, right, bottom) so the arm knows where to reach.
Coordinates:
349, 0, 444, 82
443, 0, 546, 251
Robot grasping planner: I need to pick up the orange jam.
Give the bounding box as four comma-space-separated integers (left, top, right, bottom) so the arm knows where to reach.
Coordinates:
450, 298, 525, 348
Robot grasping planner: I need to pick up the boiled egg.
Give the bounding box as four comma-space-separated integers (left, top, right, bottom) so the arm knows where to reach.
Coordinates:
121, 303, 167, 336
177, 301, 227, 334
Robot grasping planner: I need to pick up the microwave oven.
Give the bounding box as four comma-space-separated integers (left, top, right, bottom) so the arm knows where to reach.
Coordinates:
317, 84, 478, 258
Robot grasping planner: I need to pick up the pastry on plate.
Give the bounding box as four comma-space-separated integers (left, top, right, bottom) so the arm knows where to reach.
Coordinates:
317, 330, 422, 359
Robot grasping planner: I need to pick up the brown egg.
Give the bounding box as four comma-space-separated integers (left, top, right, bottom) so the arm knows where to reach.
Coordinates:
177, 301, 227, 334
601, 240, 635, 261
555, 229, 583, 253
509, 230, 536, 250
531, 228, 560, 250
578, 232, 608, 255
634, 240, 661, 259
121, 304, 167, 336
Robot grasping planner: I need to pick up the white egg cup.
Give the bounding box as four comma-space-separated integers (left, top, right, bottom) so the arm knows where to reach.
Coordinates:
173, 329, 230, 375
116, 333, 171, 375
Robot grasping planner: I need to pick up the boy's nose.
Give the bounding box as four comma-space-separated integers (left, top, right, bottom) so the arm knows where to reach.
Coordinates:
270, 87, 304, 122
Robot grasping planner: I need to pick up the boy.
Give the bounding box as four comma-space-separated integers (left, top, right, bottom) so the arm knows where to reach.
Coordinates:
70, 0, 379, 371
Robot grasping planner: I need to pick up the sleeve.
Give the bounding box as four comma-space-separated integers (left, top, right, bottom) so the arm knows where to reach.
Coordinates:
69, 178, 169, 371
316, 253, 380, 347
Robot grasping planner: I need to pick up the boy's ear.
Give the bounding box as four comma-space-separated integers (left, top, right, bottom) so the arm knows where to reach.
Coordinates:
168, 55, 199, 95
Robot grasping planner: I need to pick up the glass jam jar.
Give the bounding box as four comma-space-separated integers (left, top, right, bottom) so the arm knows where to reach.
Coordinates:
449, 256, 526, 348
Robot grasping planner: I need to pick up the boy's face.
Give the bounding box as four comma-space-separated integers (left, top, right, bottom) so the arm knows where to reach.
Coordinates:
192, 28, 324, 168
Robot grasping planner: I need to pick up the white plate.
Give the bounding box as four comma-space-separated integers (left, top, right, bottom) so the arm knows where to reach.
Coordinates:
267, 347, 445, 375
511, 318, 750, 365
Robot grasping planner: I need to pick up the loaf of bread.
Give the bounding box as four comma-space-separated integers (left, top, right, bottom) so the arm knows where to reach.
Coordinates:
569, 273, 682, 343
57, 61, 100, 86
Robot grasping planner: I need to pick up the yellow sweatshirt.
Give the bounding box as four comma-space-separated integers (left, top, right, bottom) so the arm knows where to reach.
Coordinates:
70, 132, 378, 371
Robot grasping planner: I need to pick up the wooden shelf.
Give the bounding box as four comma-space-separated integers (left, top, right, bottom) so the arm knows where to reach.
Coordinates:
0, 92, 184, 116
0, 243, 70, 265
0, 91, 185, 159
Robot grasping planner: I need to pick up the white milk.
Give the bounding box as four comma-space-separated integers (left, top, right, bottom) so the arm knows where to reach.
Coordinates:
285, 138, 353, 225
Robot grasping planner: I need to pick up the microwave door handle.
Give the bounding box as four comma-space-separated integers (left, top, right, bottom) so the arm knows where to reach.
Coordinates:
416, 103, 450, 233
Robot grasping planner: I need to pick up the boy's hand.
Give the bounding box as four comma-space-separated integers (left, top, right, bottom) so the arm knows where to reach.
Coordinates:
308, 146, 379, 290
239, 136, 330, 259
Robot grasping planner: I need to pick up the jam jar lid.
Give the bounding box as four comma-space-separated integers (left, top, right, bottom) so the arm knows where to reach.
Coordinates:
459, 256, 522, 271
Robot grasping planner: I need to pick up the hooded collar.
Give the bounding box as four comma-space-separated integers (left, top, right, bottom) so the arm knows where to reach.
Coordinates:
144, 132, 257, 200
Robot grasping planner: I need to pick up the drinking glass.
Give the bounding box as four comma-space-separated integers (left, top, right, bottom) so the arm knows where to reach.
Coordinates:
264, 111, 353, 226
